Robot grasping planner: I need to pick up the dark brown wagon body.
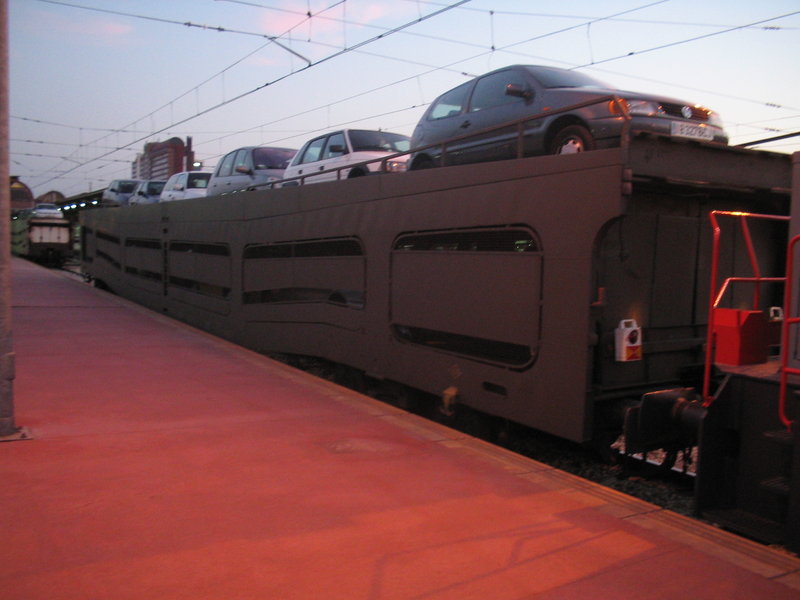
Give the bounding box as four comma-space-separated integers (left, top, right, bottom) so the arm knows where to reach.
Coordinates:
80, 136, 791, 445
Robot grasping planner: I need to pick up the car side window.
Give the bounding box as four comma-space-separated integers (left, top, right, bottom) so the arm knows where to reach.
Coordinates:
469, 70, 529, 112
428, 81, 471, 120
322, 133, 347, 159
216, 152, 236, 177
177, 174, 187, 188
299, 137, 327, 164
188, 173, 208, 188
234, 149, 252, 171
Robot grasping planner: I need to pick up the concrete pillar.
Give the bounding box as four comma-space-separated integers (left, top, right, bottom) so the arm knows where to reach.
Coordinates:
0, 0, 18, 438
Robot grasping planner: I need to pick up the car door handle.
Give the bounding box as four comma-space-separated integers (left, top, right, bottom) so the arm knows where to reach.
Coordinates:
460, 120, 471, 129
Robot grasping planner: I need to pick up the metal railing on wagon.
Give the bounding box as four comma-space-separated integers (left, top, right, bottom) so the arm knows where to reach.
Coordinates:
248, 95, 634, 191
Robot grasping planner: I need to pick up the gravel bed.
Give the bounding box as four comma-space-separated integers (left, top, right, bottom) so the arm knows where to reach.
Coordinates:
425, 405, 697, 518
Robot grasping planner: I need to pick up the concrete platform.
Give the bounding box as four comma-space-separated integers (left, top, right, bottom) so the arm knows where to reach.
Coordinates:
2, 257, 800, 599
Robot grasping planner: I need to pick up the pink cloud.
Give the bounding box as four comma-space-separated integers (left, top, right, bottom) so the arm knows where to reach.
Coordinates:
257, 1, 418, 40
28, 9, 134, 45
96, 21, 134, 37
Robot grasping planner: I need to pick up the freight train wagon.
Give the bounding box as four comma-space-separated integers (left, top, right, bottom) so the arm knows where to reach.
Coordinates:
11, 212, 72, 266
80, 135, 799, 546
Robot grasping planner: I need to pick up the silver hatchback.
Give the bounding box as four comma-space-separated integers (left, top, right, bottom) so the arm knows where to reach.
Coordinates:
207, 146, 296, 196
408, 65, 727, 169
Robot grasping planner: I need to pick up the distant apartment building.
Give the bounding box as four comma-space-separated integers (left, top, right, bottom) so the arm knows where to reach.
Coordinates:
131, 137, 194, 180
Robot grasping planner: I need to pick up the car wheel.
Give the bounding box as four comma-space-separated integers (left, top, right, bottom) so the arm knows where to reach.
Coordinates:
549, 125, 594, 154
409, 155, 434, 170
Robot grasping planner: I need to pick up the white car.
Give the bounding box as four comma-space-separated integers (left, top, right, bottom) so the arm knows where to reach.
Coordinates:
160, 171, 212, 202
30, 203, 64, 219
282, 129, 409, 186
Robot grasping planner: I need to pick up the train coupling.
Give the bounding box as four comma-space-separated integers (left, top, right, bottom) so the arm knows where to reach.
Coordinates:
622, 388, 706, 467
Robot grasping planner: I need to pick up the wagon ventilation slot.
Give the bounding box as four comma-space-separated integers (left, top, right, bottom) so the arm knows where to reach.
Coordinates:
702, 210, 790, 409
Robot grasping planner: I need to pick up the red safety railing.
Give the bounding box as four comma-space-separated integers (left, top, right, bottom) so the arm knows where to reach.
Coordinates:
702, 210, 790, 410
778, 234, 800, 430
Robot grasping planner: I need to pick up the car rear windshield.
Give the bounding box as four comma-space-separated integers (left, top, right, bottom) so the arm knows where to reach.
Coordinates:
253, 148, 296, 170
118, 181, 138, 193
349, 130, 410, 153
526, 66, 608, 89
187, 173, 210, 188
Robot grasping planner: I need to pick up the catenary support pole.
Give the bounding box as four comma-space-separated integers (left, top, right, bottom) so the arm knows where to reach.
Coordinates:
0, 0, 19, 439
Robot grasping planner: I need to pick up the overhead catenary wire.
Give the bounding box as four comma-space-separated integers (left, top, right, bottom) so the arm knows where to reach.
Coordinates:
15, 17, 799, 152
29, 0, 350, 173
24, 2, 799, 144
15, 1, 800, 195
399, 0, 800, 29
570, 9, 800, 69
32, 0, 796, 136
31, 0, 473, 190
29, 0, 481, 184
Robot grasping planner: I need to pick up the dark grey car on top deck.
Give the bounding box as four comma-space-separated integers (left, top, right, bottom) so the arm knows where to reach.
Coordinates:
408, 64, 728, 170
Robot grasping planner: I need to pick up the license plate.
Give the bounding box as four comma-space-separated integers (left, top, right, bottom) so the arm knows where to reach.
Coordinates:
671, 121, 714, 141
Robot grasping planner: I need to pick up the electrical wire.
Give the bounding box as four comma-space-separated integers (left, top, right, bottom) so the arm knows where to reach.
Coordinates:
570, 9, 800, 69
17, 1, 800, 194
31, 0, 472, 190
399, 0, 800, 29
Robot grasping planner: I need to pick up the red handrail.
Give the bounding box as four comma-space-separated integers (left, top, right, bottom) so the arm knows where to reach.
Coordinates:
702, 210, 790, 408
778, 235, 800, 430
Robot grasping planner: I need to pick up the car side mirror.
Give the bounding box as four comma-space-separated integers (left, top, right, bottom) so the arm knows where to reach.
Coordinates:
328, 144, 346, 153
235, 165, 253, 175
506, 84, 533, 101
175, 184, 184, 191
